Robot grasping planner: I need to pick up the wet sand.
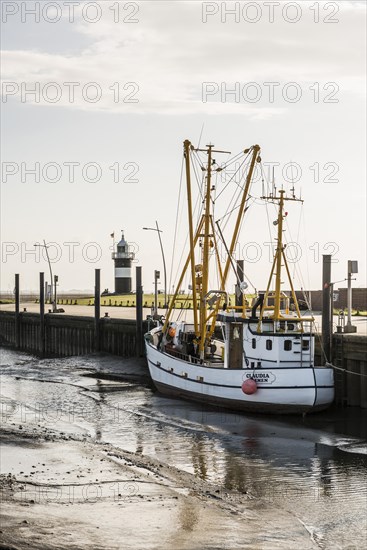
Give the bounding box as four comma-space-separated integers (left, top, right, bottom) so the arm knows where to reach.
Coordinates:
1, 350, 366, 549
1, 428, 317, 550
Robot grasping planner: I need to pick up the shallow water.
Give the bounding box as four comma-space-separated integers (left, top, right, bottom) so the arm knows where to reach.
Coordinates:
1, 348, 366, 549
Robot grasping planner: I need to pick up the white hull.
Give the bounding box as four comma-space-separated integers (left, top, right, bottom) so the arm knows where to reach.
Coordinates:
145, 340, 334, 414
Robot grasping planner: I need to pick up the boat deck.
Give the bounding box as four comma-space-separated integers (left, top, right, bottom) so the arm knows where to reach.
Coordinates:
164, 345, 224, 367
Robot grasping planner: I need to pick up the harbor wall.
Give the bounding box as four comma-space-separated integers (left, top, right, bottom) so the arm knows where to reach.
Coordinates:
295, 288, 367, 312
0, 311, 366, 408
329, 335, 366, 409
0, 311, 147, 358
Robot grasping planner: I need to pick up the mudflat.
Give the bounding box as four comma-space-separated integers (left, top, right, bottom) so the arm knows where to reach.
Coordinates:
1, 349, 366, 549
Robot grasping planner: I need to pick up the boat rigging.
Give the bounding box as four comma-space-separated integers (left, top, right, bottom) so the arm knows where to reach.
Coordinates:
145, 138, 334, 414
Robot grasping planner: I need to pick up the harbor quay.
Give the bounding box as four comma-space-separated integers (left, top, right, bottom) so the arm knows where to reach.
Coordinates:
1, 265, 366, 550
0, 304, 366, 410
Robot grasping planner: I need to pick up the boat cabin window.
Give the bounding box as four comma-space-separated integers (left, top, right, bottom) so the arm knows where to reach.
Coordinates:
302, 340, 310, 351
284, 340, 292, 351
252, 338, 256, 349
266, 339, 272, 350
280, 321, 295, 332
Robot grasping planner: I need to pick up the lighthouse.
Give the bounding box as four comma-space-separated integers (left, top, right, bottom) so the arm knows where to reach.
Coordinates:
112, 231, 134, 293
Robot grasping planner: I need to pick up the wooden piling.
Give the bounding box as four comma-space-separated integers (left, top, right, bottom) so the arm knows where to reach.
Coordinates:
15, 273, 20, 348
94, 269, 101, 351
322, 255, 332, 362
39, 272, 45, 356
136, 266, 143, 357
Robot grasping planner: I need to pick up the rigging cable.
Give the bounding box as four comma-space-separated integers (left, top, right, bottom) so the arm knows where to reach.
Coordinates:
197, 123, 205, 150
168, 155, 185, 306
217, 163, 250, 233
220, 149, 247, 170
215, 151, 251, 202
191, 151, 205, 200
170, 151, 206, 301
301, 205, 313, 308
214, 221, 257, 294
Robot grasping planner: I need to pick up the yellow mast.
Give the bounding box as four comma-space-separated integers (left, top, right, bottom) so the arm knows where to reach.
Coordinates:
199, 145, 213, 355
274, 190, 285, 319
162, 218, 203, 334
206, 145, 261, 340
163, 141, 260, 355
257, 188, 312, 331
184, 139, 199, 335
219, 145, 261, 291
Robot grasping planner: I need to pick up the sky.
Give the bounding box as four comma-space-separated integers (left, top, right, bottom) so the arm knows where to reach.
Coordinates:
1, 0, 366, 295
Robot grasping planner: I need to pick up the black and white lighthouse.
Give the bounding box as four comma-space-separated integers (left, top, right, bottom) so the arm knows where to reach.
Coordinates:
112, 231, 134, 293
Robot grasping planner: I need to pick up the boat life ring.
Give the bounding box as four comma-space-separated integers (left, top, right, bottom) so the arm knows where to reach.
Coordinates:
242, 378, 257, 395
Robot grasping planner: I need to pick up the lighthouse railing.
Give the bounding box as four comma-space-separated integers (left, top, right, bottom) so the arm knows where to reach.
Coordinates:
111, 251, 135, 260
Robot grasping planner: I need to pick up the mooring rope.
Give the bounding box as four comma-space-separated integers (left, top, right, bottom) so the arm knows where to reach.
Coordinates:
325, 362, 367, 378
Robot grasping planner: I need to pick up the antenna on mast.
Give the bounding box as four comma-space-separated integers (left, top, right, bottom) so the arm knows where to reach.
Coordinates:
272, 166, 276, 198
289, 161, 296, 198
197, 123, 205, 149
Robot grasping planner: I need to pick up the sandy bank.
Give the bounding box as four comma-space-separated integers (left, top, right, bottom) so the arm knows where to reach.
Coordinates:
0, 422, 315, 550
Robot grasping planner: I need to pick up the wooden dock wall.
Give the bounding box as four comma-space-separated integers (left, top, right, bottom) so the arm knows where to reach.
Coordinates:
0, 311, 146, 358
313, 334, 367, 409
1, 311, 366, 408
331, 335, 366, 409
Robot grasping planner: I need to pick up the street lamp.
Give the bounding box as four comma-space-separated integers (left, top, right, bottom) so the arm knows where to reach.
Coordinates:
34, 240, 56, 312
143, 221, 167, 308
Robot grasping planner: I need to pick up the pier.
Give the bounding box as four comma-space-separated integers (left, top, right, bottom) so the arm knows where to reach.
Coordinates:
0, 311, 145, 358
0, 308, 366, 409
1, 265, 366, 409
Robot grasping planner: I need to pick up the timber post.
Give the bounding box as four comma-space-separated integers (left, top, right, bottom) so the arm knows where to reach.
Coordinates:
136, 266, 143, 356
94, 269, 101, 351
322, 255, 332, 362
39, 272, 45, 356
15, 273, 20, 348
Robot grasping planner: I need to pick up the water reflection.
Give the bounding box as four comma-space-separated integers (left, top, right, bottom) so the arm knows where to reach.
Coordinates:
1, 349, 367, 548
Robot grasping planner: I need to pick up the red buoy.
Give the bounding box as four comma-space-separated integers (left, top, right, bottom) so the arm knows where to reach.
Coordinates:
242, 378, 257, 395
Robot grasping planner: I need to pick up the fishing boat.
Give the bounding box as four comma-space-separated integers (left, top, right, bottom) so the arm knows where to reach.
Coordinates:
145, 140, 334, 414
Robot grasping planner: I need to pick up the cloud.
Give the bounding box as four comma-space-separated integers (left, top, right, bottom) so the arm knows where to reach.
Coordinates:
1, 1, 365, 115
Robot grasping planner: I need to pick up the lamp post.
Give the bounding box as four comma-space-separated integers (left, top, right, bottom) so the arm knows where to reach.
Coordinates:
345, 260, 358, 333
143, 221, 167, 308
54, 275, 58, 311
34, 240, 55, 312
154, 269, 160, 316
